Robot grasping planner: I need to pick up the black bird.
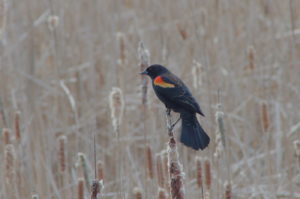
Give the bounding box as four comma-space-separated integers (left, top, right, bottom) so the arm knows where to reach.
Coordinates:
141, 64, 210, 150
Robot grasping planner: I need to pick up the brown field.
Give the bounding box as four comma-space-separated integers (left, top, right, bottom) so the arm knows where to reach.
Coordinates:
0, 0, 300, 198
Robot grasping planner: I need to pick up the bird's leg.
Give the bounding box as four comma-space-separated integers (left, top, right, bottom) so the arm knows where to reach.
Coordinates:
171, 116, 181, 129
166, 108, 171, 116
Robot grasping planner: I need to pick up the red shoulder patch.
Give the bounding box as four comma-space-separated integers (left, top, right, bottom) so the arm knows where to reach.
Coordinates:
154, 76, 175, 88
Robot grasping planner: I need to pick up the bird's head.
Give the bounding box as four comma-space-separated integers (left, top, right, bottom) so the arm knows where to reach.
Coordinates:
140, 64, 169, 79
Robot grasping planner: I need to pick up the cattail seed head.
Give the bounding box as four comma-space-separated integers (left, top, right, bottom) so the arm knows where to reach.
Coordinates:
91, 180, 103, 199
14, 111, 21, 142
247, 46, 255, 71
158, 188, 168, 199
77, 178, 84, 199
58, 135, 67, 173
294, 140, 300, 167
261, 102, 269, 132
0, 0, 7, 39
77, 152, 91, 189
2, 128, 10, 145
195, 157, 203, 189
117, 32, 126, 65
5, 144, 16, 184
97, 160, 104, 181
109, 87, 124, 132
204, 158, 211, 190
192, 60, 203, 89
224, 181, 232, 199
47, 15, 59, 31
32, 194, 39, 199
156, 154, 165, 187
145, 145, 154, 179
216, 105, 226, 148
133, 187, 143, 199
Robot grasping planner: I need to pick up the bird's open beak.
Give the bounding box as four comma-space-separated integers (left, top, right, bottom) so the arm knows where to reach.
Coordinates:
140, 70, 148, 75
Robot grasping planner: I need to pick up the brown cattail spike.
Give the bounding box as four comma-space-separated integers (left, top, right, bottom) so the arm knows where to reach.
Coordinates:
247, 46, 255, 70
97, 160, 104, 181
294, 140, 300, 167
5, 144, 16, 184
109, 87, 124, 132
261, 102, 269, 132
14, 111, 21, 142
195, 157, 203, 189
145, 145, 154, 179
133, 187, 143, 199
3, 128, 10, 145
91, 180, 103, 199
58, 135, 67, 173
158, 188, 168, 199
156, 154, 165, 187
204, 158, 211, 191
224, 181, 232, 199
78, 178, 84, 199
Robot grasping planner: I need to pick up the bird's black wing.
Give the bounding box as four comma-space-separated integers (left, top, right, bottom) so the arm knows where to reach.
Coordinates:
157, 73, 205, 116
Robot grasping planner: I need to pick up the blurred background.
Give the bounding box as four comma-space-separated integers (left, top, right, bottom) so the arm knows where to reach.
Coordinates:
0, 0, 300, 198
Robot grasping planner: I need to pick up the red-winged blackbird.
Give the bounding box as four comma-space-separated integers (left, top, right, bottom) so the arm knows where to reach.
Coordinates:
141, 64, 210, 150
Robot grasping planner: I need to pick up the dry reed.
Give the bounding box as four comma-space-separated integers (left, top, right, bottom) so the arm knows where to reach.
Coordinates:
77, 152, 91, 189
109, 87, 124, 132
156, 153, 165, 187
195, 157, 203, 189
294, 140, 300, 167
97, 160, 104, 181
4, 144, 16, 184
158, 188, 168, 199
247, 46, 256, 71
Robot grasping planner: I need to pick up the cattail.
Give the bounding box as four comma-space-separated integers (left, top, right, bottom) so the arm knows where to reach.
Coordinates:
58, 135, 67, 173
77, 153, 91, 189
195, 157, 203, 189
5, 144, 16, 184
176, 23, 188, 40
261, 102, 269, 132
204, 158, 211, 191
32, 194, 39, 199
109, 87, 124, 132
224, 181, 232, 199
247, 46, 255, 71
14, 111, 21, 142
91, 180, 103, 199
0, 0, 7, 39
2, 128, 10, 145
97, 160, 104, 181
294, 140, 300, 167
145, 145, 154, 179
216, 104, 226, 148
138, 42, 150, 105
47, 15, 59, 31
78, 178, 84, 199
156, 154, 165, 187
158, 188, 168, 199
117, 32, 126, 65
192, 60, 204, 89
214, 133, 224, 159
133, 187, 142, 199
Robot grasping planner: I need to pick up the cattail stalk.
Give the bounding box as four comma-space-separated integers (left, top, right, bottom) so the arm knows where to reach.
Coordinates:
145, 145, 154, 179
14, 111, 21, 142
78, 178, 84, 199
204, 158, 211, 191
166, 110, 185, 199
261, 102, 269, 132
133, 187, 143, 199
247, 46, 255, 70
